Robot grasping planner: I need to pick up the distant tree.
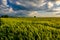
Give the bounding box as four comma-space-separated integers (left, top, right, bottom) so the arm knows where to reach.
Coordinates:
34, 16, 36, 18
1, 15, 9, 18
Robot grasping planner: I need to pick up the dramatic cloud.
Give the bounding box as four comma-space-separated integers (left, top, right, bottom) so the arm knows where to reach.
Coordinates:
0, 0, 60, 17
9, 0, 60, 11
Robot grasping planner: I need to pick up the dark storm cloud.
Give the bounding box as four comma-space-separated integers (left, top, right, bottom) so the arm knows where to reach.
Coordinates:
8, 0, 44, 11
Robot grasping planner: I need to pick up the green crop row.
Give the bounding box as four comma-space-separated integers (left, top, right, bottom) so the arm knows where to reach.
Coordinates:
0, 18, 60, 40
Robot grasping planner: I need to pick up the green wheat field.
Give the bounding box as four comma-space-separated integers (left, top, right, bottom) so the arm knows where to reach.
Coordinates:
0, 17, 60, 40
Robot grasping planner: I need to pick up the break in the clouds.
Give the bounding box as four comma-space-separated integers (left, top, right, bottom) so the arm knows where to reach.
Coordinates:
0, 0, 60, 17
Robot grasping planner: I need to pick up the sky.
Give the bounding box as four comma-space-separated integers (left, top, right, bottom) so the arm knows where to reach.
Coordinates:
0, 0, 60, 17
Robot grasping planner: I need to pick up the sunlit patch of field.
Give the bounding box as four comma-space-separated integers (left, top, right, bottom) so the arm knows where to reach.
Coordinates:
0, 17, 60, 40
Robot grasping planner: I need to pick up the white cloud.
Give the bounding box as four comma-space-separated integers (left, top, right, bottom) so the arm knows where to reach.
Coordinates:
9, 8, 14, 12
28, 11, 60, 17
2, 0, 7, 6
52, 7, 60, 11
28, 11, 41, 17
56, 1, 60, 5
48, 2, 53, 8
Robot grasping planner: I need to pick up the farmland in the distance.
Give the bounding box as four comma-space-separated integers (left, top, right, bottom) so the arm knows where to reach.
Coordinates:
0, 17, 60, 40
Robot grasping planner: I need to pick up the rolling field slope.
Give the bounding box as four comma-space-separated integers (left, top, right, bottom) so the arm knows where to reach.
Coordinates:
0, 17, 60, 40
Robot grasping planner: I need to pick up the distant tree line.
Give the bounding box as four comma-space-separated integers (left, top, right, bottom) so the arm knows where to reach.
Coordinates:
0, 15, 13, 18
0, 15, 37, 18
